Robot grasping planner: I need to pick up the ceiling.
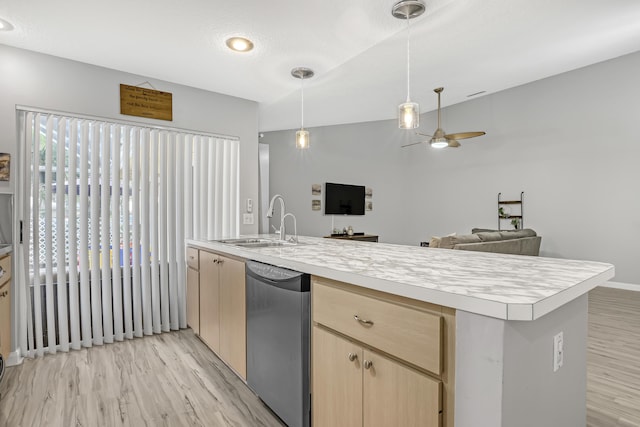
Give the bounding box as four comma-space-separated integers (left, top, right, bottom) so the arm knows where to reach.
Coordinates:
1, 0, 640, 132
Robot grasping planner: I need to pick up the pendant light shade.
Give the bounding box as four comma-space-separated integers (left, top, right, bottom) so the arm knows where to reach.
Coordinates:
291, 67, 314, 149
393, 0, 425, 130
295, 129, 309, 149
399, 101, 419, 129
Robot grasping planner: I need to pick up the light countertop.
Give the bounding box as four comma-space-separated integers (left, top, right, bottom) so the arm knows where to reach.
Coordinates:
187, 235, 614, 321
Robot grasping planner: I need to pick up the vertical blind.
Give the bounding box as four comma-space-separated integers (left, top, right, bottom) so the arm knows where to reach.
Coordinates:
16, 110, 239, 357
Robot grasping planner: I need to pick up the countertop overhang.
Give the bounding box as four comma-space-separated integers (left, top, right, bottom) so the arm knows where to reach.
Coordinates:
187, 235, 614, 321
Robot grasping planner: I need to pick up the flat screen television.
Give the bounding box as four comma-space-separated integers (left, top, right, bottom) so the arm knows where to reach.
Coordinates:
325, 182, 365, 215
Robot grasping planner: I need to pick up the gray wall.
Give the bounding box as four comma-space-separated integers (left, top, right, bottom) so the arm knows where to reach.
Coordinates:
455, 294, 588, 426
0, 43, 260, 236
262, 51, 640, 286
502, 295, 588, 427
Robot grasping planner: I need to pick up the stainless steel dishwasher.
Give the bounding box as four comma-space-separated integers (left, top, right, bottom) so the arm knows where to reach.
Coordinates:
245, 260, 310, 427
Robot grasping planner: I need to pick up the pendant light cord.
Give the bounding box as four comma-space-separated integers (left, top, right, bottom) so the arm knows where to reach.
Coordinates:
406, 14, 411, 103
301, 77, 304, 128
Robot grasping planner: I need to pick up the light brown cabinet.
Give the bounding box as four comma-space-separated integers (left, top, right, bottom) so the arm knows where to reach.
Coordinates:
199, 250, 222, 353
195, 248, 246, 379
0, 254, 12, 361
186, 247, 200, 334
218, 255, 246, 379
313, 326, 441, 427
312, 277, 454, 427
312, 326, 364, 426
363, 347, 441, 427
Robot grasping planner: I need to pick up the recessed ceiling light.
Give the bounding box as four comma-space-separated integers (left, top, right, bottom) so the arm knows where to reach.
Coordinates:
225, 37, 254, 53
0, 18, 15, 31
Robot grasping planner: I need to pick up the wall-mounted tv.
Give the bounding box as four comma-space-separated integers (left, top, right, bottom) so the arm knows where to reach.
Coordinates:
325, 182, 365, 215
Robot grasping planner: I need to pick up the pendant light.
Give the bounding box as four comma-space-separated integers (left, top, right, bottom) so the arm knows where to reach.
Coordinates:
392, 0, 425, 129
291, 67, 314, 149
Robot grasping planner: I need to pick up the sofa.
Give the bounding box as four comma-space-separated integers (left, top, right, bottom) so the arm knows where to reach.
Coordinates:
429, 228, 541, 256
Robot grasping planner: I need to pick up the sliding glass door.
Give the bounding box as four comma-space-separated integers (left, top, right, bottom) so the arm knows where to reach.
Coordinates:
16, 109, 239, 357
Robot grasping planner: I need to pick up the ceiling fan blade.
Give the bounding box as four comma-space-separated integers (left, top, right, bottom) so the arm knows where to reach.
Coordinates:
444, 131, 486, 140
447, 139, 461, 148
401, 140, 426, 148
415, 132, 433, 138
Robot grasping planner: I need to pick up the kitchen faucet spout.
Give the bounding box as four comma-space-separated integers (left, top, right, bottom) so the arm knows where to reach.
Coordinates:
267, 195, 286, 240
282, 213, 298, 243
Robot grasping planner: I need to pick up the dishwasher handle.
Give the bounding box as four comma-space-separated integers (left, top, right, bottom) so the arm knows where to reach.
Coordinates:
246, 260, 310, 292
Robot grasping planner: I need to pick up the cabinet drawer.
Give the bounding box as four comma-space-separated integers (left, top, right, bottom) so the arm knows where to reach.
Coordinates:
313, 280, 442, 375
0, 255, 11, 286
186, 247, 199, 270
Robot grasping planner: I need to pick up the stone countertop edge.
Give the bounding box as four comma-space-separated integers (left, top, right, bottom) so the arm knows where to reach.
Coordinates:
186, 235, 614, 321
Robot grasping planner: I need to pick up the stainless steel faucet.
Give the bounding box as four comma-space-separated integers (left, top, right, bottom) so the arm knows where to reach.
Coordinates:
267, 194, 286, 240
282, 213, 298, 243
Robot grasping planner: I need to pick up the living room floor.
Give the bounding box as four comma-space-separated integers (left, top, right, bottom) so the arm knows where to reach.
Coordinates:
0, 287, 638, 426
0, 329, 284, 426
587, 286, 640, 427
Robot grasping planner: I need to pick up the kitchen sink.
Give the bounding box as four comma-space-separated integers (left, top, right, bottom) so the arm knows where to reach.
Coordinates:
216, 238, 272, 244
235, 241, 294, 248
214, 237, 304, 248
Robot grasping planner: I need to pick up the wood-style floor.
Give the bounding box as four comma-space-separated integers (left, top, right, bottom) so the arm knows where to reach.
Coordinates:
0, 286, 638, 426
0, 330, 284, 427
587, 286, 640, 427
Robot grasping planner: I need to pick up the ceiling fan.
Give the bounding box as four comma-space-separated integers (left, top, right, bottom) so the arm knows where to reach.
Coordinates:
402, 87, 486, 148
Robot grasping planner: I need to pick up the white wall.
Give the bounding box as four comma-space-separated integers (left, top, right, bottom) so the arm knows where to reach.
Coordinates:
0, 44, 260, 235
262, 51, 640, 285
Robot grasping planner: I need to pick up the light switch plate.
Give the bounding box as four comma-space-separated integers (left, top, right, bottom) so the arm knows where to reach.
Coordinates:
243, 213, 254, 225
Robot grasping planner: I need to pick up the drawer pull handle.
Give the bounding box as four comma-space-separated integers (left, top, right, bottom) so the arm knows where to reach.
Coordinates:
364, 360, 373, 369
354, 315, 374, 326
348, 352, 358, 362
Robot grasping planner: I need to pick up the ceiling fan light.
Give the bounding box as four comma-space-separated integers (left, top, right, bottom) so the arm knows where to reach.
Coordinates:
399, 101, 419, 129
430, 137, 448, 149
296, 129, 309, 149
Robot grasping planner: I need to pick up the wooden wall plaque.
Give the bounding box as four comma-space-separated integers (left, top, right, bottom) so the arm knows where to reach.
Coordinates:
120, 84, 173, 121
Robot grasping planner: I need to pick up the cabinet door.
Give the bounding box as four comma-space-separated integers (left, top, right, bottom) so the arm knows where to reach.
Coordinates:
219, 256, 246, 379
199, 251, 220, 353
363, 349, 441, 427
186, 266, 200, 335
312, 326, 362, 427
0, 255, 10, 360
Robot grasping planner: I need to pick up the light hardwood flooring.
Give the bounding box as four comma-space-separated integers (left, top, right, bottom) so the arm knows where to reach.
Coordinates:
587, 286, 640, 427
1, 286, 638, 426
0, 330, 284, 427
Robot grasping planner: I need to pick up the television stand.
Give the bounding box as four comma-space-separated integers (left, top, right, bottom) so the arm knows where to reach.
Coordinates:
324, 234, 378, 243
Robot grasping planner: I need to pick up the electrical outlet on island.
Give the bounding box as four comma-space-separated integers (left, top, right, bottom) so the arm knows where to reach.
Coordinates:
553, 331, 564, 372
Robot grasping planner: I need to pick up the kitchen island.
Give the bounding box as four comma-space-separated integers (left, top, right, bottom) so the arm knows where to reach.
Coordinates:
187, 235, 614, 427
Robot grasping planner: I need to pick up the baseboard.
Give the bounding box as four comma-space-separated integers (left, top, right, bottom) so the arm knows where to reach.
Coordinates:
601, 281, 640, 292
6, 349, 24, 367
